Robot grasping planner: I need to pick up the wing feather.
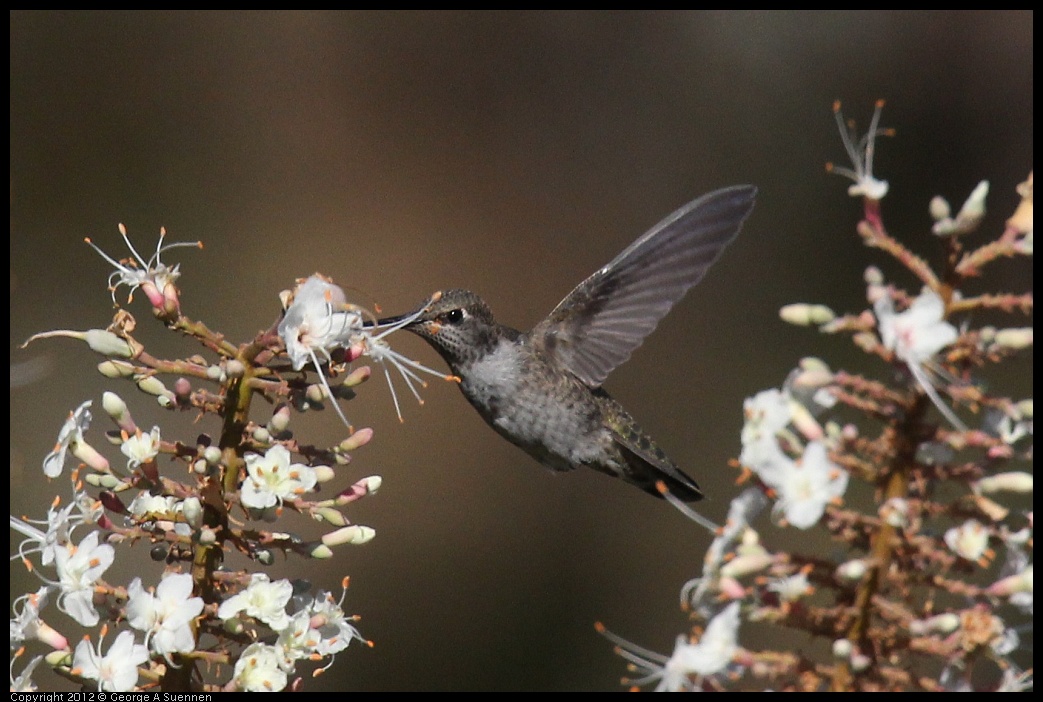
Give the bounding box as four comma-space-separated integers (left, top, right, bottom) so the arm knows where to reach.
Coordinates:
532, 185, 756, 387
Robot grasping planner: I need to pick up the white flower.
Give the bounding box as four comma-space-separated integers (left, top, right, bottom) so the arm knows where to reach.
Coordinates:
128, 492, 180, 518
768, 572, 812, 602
10, 586, 48, 647
278, 276, 453, 425
305, 589, 368, 658
241, 445, 318, 511
684, 602, 742, 677
772, 441, 849, 529
875, 289, 958, 365
739, 389, 792, 477
72, 630, 149, 692
828, 99, 891, 200
11, 491, 97, 567
54, 531, 115, 626
218, 573, 293, 631
9, 586, 67, 651
875, 288, 966, 431
274, 610, 321, 671
599, 602, 741, 691
944, 520, 990, 561
42, 401, 92, 478
9, 652, 44, 692
233, 642, 288, 692
277, 275, 363, 372
120, 426, 161, 469
85, 224, 199, 308
272, 583, 370, 673
684, 489, 769, 613
126, 573, 203, 657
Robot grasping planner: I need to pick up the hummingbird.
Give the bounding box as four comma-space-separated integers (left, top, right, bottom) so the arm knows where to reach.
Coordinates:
381, 186, 756, 501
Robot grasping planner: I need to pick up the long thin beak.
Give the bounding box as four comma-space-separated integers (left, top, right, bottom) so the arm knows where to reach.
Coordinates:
362, 296, 437, 329
368, 311, 418, 328
361, 291, 443, 329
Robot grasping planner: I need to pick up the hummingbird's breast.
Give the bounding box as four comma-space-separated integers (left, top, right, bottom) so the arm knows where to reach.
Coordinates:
456, 337, 613, 472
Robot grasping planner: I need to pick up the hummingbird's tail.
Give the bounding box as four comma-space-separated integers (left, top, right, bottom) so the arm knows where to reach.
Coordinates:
615, 441, 704, 502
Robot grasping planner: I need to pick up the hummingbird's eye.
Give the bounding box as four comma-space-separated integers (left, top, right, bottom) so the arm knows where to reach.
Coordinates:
443, 308, 465, 324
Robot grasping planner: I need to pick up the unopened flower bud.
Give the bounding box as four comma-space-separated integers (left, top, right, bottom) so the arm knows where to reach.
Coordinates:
312, 465, 336, 483
720, 552, 774, 579
342, 365, 372, 388
836, 559, 868, 582
198, 527, 217, 546
339, 427, 374, 453
975, 472, 1033, 495
84, 329, 136, 357
306, 384, 329, 404
312, 507, 348, 526
136, 375, 170, 398
955, 180, 989, 230
790, 358, 834, 390
203, 446, 222, 465
909, 612, 960, 636
853, 331, 878, 353
70, 440, 111, 473
84, 473, 130, 490
182, 497, 203, 529
994, 328, 1033, 350
225, 359, 246, 378
206, 365, 224, 381
944, 520, 990, 561
268, 404, 292, 433
310, 544, 334, 559
336, 476, 382, 505
97, 360, 137, 378
986, 565, 1033, 598
22, 328, 135, 357
929, 195, 951, 222
322, 525, 376, 547
832, 638, 854, 659
102, 391, 137, 435
779, 303, 835, 326
967, 494, 1009, 521
102, 391, 128, 421
252, 426, 271, 443
174, 377, 192, 399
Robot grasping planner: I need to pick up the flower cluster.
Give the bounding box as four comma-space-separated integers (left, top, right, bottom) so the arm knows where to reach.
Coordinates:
600, 104, 1033, 691
12, 227, 433, 692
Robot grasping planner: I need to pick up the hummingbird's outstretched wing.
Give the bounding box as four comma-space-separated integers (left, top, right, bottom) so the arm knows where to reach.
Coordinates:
531, 185, 757, 388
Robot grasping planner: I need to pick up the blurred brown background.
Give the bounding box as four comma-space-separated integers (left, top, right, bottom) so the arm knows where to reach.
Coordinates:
10, 11, 1032, 691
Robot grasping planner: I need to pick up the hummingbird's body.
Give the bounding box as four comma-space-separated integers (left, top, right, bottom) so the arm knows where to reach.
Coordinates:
386, 186, 756, 501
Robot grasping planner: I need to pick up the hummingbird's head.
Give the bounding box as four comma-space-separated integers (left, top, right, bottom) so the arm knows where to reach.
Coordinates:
379, 289, 501, 367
